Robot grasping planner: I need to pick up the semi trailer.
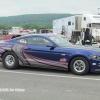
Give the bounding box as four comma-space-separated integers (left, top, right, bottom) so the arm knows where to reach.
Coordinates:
53, 14, 100, 43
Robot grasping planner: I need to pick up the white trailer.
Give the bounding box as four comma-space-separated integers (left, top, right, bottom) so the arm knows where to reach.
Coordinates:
53, 14, 100, 43
9, 27, 23, 34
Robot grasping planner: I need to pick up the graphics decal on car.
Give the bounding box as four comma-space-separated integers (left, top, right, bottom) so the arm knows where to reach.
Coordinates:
12, 44, 30, 65
0, 45, 12, 61
24, 53, 68, 69
0, 44, 68, 70
12, 44, 68, 69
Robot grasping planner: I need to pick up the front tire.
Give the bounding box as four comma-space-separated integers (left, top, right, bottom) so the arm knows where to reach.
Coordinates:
2, 52, 19, 69
70, 57, 89, 75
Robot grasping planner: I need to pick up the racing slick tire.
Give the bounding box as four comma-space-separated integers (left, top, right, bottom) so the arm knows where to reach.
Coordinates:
2, 52, 19, 69
70, 57, 89, 75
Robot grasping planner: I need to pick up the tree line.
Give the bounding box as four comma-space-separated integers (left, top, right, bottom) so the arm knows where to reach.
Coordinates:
0, 13, 76, 29
0, 23, 52, 30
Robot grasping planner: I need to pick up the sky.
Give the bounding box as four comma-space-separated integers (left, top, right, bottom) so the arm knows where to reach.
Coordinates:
0, 0, 100, 17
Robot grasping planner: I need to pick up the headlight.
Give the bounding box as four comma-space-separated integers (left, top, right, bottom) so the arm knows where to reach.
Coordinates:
89, 55, 100, 60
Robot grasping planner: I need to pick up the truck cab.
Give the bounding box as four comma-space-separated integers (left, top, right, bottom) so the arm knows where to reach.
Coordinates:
81, 14, 100, 42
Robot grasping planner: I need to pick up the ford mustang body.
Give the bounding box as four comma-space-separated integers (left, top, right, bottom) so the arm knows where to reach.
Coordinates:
0, 34, 100, 75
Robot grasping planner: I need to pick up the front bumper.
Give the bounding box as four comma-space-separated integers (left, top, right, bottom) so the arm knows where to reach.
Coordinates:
92, 64, 100, 72
90, 59, 100, 72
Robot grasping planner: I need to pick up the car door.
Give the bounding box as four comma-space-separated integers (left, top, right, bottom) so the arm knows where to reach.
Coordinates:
24, 36, 62, 68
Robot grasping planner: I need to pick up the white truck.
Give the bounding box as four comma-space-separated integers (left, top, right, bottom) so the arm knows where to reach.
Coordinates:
9, 27, 23, 34
53, 14, 100, 43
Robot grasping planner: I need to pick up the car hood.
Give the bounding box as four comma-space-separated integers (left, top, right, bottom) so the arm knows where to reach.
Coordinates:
60, 45, 100, 55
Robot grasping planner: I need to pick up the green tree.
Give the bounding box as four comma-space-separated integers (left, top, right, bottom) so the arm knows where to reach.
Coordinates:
0, 24, 6, 29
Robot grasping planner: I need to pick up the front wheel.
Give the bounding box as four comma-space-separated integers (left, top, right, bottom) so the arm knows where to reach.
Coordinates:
70, 57, 89, 75
2, 52, 19, 69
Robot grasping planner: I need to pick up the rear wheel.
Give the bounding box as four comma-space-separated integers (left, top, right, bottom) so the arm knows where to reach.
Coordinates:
70, 57, 89, 75
2, 52, 19, 69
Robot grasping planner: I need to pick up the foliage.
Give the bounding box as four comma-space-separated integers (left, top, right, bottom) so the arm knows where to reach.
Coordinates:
22, 23, 40, 29
0, 24, 6, 29
0, 13, 77, 29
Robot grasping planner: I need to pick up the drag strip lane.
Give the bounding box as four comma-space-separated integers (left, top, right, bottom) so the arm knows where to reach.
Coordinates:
0, 70, 100, 81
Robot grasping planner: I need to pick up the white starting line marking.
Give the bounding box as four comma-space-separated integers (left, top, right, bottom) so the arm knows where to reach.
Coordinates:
0, 70, 100, 81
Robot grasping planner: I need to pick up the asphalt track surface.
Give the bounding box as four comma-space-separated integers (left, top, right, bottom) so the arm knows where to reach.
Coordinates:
0, 62, 100, 100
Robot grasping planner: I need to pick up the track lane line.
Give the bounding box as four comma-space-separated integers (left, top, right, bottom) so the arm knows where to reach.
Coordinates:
0, 70, 100, 81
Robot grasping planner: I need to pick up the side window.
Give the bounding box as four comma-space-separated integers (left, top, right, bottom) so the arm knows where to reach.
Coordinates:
27, 37, 53, 46
68, 21, 71, 25
11, 35, 16, 39
11, 35, 21, 39
89, 24, 91, 27
16, 38, 27, 44
84, 17, 86, 21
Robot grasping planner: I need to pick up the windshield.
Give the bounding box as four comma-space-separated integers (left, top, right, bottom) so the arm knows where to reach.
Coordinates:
49, 36, 73, 47
92, 23, 100, 28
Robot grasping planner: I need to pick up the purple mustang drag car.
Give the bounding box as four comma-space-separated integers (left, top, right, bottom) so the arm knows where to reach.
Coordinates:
0, 34, 100, 75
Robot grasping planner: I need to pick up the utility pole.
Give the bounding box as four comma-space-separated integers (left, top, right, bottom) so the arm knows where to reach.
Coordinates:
5, 27, 6, 36
45, 28, 46, 33
8, 20, 9, 34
